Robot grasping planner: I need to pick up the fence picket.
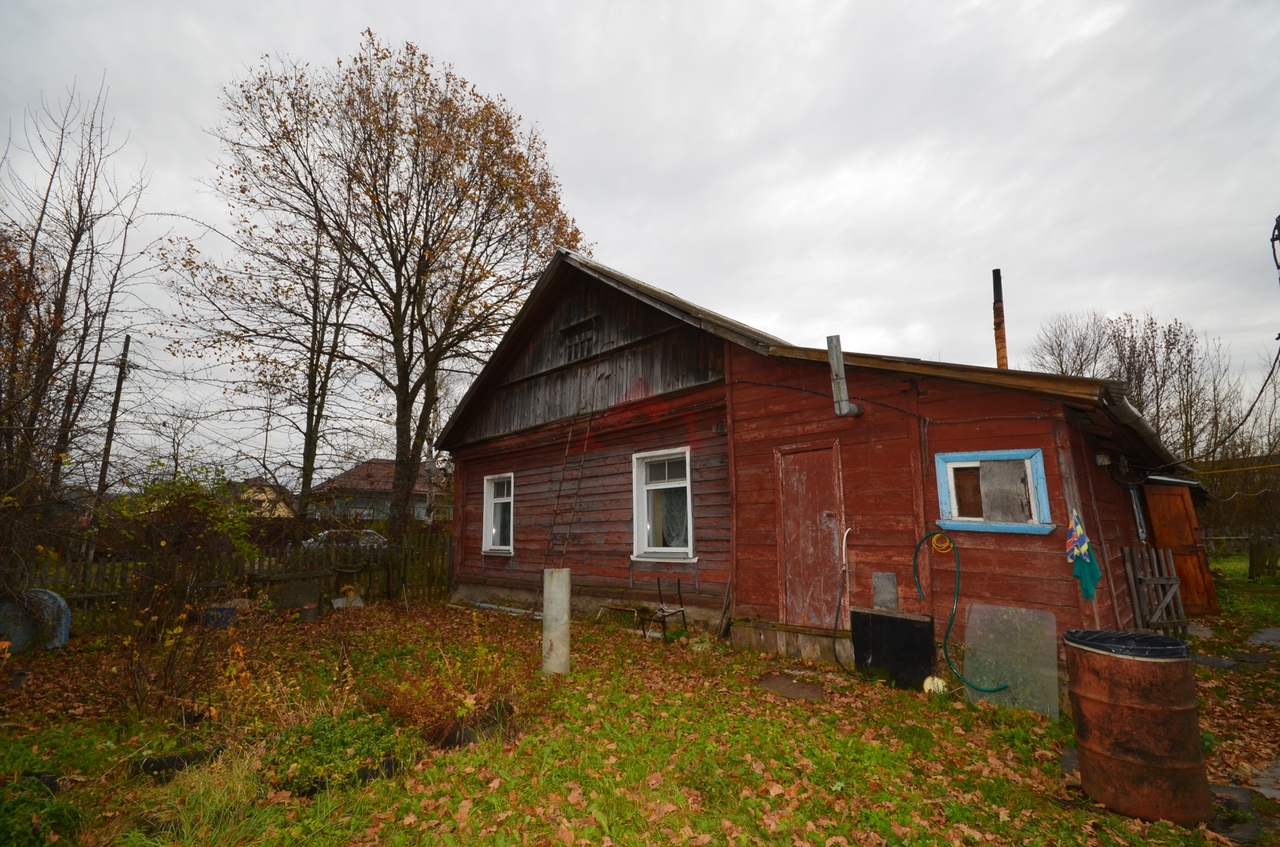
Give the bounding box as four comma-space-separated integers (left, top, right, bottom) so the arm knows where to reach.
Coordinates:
28, 524, 452, 619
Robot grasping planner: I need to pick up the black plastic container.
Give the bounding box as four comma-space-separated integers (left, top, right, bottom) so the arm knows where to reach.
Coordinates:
850, 607, 935, 690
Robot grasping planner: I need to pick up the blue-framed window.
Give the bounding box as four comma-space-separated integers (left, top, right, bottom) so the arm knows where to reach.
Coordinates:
934, 449, 1054, 535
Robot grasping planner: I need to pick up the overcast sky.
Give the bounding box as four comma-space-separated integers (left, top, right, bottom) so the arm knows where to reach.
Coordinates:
3, 0, 1279, 378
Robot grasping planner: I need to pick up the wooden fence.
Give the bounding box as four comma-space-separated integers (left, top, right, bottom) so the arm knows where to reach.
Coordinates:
1203, 526, 1280, 579
20, 527, 451, 613
1202, 527, 1252, 558
1246, 532, 1280, 580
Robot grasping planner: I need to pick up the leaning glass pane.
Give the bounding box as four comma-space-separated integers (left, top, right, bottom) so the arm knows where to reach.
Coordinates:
494, 501, 512, 547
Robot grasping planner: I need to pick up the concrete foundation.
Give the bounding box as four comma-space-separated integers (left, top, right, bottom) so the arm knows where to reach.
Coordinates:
730, 619, 855, 666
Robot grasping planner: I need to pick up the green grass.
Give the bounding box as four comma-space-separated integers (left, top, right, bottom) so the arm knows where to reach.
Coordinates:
1, 602, 1268, 845
1210, 553, 1280, 641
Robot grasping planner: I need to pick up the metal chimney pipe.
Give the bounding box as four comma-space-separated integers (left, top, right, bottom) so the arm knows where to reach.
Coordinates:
992, 269, 1008, 369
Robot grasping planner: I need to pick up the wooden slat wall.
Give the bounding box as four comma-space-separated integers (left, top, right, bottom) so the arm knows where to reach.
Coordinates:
453, 271, 726, 446
451, 382, 731, 602
727, 345, 926, 623
726, 344, 1147, 643
1069, 424, 1143, 630
908, 378, 1103, 642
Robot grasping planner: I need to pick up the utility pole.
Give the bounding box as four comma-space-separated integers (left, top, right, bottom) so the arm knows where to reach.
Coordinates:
95, 334, 131, 502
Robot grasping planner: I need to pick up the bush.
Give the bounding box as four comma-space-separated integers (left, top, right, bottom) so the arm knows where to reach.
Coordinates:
105, 578, 230, 719
265, 710, 409, 795
372, 644, 550, 746
0, 777, 80, 847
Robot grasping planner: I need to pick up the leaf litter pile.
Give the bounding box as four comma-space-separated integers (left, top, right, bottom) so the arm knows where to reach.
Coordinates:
1, 598, 1276, 846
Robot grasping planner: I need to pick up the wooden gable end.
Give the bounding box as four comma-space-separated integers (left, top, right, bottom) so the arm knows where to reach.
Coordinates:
450, 266, 725, 446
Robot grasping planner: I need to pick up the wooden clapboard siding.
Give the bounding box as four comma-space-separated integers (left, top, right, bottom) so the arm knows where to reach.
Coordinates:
451, 382, 731, 601
916, 380, 1094, 640
726, 344, 929, 625
1065, 421, 1143, 630
442, 256, 1165, 642
725, 344, 1154, 643
450, 268, 725, 446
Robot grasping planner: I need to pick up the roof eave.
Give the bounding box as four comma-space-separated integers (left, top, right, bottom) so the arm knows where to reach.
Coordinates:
767, 345, 1110, 405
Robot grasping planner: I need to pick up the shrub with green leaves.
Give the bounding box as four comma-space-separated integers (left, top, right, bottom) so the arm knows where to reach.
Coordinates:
0, 777, 80, 847
265, 709, 410, 794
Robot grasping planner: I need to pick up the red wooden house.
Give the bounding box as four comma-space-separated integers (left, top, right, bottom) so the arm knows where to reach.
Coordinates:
437, 250, 1214, 659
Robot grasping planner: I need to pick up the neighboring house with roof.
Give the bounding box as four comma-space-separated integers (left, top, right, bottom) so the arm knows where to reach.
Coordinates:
231, 477, 298, 519
437, 249, 1215, 660
310, 459, 445, 522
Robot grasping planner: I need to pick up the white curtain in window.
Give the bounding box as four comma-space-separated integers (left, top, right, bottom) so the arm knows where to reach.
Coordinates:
661, 487, 688, 547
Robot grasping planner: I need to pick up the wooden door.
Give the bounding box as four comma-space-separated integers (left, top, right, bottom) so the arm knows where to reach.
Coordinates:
779, 445, 843, 628
1144, 483, 1220, 616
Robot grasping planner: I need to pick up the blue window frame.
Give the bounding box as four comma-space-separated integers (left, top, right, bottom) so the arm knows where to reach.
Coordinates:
934, 449, 1054, 535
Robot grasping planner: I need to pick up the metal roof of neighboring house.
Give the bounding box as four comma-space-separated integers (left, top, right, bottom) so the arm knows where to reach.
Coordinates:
312, 459, 436, 497
438, 249, 1183, 471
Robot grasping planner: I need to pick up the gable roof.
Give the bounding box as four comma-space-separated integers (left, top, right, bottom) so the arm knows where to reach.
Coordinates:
312, 459, 436, 498
438, 250, 1181, 470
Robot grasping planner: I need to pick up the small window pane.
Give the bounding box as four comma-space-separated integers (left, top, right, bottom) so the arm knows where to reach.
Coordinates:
665, 457, 686, 481
647, 486, 688, 548
980, 460, 1032, 523
492, 501, 512, 548
493, 479, 510, 499
646, 461, 667, 483
953, 466, 983, 518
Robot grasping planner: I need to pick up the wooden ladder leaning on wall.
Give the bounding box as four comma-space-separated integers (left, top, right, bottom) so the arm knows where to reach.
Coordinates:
1122, 547, 1188, 638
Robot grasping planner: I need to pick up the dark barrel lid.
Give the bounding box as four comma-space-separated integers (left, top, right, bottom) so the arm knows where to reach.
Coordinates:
1064, 629, 1190, 659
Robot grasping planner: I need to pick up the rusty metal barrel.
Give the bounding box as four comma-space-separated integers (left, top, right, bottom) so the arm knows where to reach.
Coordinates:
1064, 630, 1212, 825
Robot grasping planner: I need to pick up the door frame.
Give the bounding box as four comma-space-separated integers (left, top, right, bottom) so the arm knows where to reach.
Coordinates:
775, 438, 845, 626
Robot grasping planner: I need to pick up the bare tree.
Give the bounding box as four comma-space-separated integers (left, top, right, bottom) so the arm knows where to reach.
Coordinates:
1029, 310, 1253, 462
1027, 310, 1113, 378
0, 84, 147, 572
165, 206, 354, 522
207, 32, 583, 541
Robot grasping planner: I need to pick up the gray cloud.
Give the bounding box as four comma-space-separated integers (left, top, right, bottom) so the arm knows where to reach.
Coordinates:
3, 0, 1278, 379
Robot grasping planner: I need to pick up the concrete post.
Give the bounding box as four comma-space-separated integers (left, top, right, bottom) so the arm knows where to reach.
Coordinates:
542, 568, 571, 675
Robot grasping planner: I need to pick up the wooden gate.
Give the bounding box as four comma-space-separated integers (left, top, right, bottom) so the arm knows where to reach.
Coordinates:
1144, 483, 1219, 616
1122, 547, 1188, 637
778, 443, 843, 629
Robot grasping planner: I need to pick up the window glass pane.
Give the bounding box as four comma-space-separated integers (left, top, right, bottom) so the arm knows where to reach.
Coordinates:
980, 460, 1032, 523
493, 501, 512, 547
492, 478, 510, 499
665, 457, 686, 481
952, 466, 983, 518
647, 486, 688, 548
646, 461, 666, 483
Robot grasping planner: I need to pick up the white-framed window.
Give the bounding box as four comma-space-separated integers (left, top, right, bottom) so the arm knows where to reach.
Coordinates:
632, 447, 694, 558
483, 474, 514, 553
934, 449, 1054, 535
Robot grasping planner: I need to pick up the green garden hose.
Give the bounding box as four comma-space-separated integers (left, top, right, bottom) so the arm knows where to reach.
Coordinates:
911, 531, 1008, 694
